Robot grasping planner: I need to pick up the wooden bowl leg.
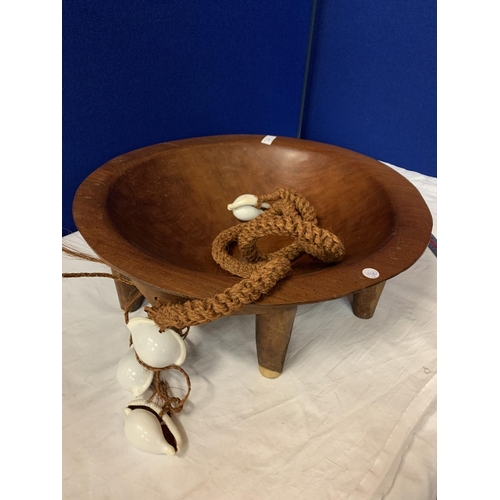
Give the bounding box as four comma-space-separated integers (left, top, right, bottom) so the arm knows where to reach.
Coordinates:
352, 281, 386, 319
255, 306, 297, 379
111, 269, 144, 312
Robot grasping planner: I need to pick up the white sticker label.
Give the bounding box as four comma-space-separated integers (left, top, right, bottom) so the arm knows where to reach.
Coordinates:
261, 135, 277, 145
362, 268, 380, 279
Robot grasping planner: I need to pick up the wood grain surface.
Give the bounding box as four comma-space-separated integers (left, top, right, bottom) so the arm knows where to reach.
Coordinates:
73, 135, 432, 307
73, 135, 432, 376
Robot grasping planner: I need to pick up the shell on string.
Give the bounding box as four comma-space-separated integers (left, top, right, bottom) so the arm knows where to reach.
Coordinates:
124, 399, 182, 455
116, 347, 154, 397
127, 317, 186, 369
227, 194, 270, 221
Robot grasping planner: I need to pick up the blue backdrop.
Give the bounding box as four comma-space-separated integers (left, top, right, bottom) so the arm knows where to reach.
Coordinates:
302, 0, 437, 177
63, 0, 436, 233
63, 0, 313, 233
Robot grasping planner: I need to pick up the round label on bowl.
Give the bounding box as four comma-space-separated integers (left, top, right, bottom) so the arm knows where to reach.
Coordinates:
362, 268, 380, 279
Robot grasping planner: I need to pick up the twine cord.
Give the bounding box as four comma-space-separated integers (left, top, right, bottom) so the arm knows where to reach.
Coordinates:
62, 271, 134, 284
134, 355, 191, 417
62, 245, 135, 285
62, 244, 105, 264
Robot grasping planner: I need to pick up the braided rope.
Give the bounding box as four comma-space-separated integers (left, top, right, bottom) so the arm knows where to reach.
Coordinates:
145, 189, 345, 331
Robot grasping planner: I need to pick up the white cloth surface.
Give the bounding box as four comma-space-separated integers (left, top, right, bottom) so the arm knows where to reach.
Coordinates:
62, 162, 437, 500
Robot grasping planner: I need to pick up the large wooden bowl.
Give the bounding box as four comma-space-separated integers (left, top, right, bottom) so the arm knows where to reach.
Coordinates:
73, 135, 432, 378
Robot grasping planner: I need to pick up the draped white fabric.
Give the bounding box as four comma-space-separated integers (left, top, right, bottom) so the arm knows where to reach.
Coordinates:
63, 162, 437, 499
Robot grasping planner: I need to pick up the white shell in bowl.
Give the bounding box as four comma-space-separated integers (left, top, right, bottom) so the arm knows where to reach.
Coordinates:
116, 347, 154, 397
127, 317, 186, 369
124, 399, 182, 455
227, 194, 270, 221
232, 205, 264, 221
227, 194, 259, 211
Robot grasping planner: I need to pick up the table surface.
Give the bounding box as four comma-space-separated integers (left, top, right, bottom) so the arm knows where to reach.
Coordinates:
62, 161, 436, 500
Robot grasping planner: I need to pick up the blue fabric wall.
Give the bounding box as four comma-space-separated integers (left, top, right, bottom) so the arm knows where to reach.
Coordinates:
63, 1, 436, 233
302, 0, 437, 177
63, 0, 312, 233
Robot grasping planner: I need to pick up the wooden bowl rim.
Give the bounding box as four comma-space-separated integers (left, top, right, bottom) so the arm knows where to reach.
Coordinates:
73, 134, 433, 306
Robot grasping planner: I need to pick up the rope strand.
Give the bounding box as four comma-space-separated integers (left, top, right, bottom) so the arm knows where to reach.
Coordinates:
62, 271, 134, 284
146, 189, 345, 331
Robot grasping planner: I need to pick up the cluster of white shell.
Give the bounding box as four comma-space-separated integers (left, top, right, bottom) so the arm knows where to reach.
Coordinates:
116, 317, 186, 455
227, 194, 269, 221
116, 194, 262, 455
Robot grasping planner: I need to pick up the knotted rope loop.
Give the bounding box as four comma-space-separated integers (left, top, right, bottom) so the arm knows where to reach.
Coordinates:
145, 189, 345, 332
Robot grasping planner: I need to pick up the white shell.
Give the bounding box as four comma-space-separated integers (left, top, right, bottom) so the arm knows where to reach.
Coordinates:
227, 194, 270, 221
227, 194, 259, 211
116, 347, 154, 397
127, 317, 186, 368
124, 399, 182, 455
232, 205, 264, 221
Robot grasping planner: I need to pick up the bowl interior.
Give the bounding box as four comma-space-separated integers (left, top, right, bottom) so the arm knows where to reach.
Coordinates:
74, 135, 432, 303
105, 140, 395, 277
